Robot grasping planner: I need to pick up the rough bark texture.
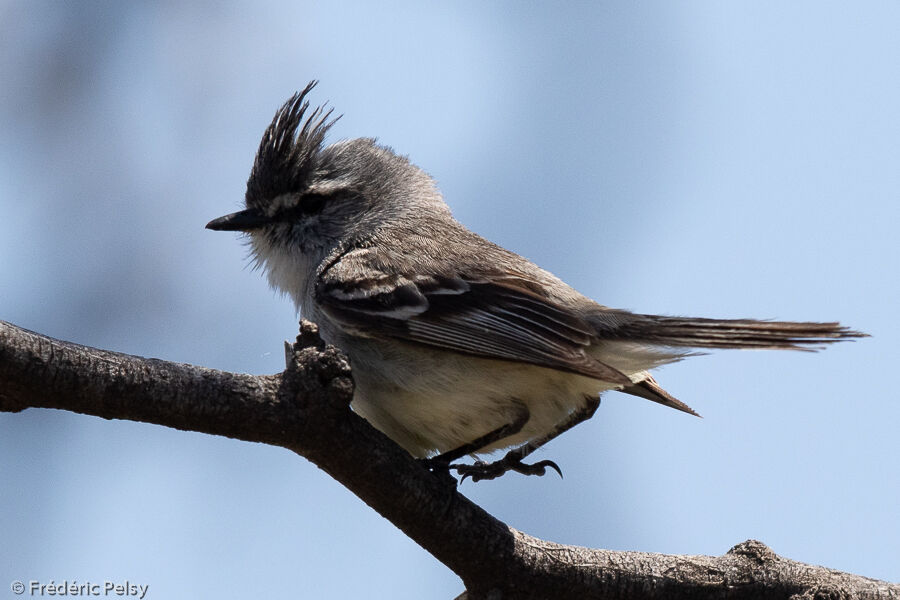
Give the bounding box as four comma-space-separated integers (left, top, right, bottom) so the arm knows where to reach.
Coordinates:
1, 319, 896, 599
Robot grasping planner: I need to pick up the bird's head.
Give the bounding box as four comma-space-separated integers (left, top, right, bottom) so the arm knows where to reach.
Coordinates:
206, 81, 447, 263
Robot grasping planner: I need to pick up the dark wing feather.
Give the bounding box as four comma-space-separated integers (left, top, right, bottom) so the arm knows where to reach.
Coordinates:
316, 272, 632, 384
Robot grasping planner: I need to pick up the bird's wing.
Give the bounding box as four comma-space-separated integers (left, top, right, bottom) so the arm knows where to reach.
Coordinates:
315, 254, 632, 385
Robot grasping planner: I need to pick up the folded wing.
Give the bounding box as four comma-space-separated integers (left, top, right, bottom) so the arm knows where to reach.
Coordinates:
316, 267, 633, 385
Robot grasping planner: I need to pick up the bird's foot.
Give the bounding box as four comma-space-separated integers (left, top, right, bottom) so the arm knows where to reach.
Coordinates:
450, 455, 563, 483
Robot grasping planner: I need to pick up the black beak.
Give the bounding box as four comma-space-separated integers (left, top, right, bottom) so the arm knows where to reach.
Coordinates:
206, 208, 271, 232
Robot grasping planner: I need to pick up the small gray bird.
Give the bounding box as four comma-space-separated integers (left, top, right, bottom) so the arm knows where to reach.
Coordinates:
207, 82, 863, 481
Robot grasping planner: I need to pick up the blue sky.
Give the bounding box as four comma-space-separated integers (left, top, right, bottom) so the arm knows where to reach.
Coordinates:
2, 2, 897, 597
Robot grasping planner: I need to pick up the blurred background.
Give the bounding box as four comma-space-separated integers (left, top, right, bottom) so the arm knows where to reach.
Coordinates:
1, 2, 897, 597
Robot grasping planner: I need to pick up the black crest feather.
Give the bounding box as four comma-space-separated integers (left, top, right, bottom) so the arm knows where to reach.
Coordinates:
245, 81, 339, 206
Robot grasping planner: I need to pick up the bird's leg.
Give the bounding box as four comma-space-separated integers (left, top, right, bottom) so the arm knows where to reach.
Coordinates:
422, 403, 530, 472
452, 395, 601, 482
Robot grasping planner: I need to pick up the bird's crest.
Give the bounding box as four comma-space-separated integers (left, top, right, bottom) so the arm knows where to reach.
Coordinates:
246, 81, 340, 207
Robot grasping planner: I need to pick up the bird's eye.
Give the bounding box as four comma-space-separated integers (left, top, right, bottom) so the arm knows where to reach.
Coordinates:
280, 193, 328, 221
298, 192, 328, 215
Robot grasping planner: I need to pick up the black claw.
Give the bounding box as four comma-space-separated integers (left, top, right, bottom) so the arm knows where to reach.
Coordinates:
454, 460, 487, 484
520, 459, 563, 479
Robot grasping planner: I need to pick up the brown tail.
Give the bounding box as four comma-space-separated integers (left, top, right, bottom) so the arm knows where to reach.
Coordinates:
617, 316, 866, 351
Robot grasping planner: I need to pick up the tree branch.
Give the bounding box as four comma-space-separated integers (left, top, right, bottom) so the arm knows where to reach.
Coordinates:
1, 319, 896, 599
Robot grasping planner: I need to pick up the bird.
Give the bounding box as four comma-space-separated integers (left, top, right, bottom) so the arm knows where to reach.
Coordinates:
207, 81, 865, 481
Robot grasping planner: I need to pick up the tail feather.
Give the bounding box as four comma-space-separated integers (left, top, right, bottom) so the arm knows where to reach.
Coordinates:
617, 316, 866, 351
621, 374, 700, 417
